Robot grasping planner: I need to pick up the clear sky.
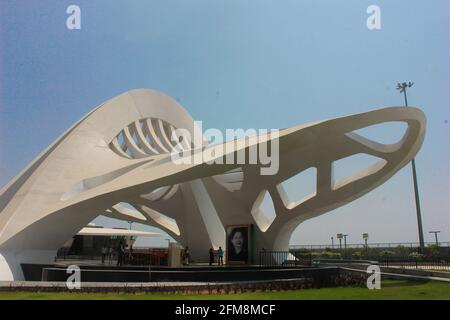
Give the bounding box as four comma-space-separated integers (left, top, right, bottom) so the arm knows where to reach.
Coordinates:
1, 0, 449, 247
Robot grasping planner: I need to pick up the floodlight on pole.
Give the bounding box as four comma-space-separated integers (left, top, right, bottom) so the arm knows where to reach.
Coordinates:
343, 234, 348, 249
337, 233, 343, 249
396, 81, 424, 250
429, 231, 440, 246
363, 233, 369, 252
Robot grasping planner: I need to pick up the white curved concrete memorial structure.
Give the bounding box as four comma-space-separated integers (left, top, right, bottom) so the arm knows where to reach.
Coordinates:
0, 89, 425, 280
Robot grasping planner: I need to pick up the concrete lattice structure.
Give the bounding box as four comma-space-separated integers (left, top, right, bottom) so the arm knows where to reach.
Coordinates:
0, 89, 425, 280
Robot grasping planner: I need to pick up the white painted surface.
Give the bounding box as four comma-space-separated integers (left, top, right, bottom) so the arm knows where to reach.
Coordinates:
0, 88, 426, 280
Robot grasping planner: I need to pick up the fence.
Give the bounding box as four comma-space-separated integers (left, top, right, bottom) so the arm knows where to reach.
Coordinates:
379, 258, 450, 271
290, 241, 450, 250
123, 252, 168, 266
259, 251, 312, 267
56, 248, 169, 266
290, 244, 450, 261
259, 249, 450, 272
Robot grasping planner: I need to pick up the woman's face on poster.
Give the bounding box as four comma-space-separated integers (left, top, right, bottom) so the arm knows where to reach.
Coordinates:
231, 231, 244, 253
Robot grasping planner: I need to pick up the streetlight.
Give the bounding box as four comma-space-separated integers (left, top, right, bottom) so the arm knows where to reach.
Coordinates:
343, 234, 348, 249
128, 221, 133, 230
363, 233, 369, 253
331, 236, 334, 249
429, 231, 440, 246
337, 233, 343, 249
396, 82, 425, 250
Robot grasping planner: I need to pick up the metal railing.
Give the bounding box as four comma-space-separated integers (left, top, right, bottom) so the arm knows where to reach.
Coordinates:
290, 244, 450, 260
56, 249, 168, 266
259, 251, 312, 267
290, 241, 450, 250
123, 252, 168, 266
259, 250, 450, 272
379, 258, 450, 271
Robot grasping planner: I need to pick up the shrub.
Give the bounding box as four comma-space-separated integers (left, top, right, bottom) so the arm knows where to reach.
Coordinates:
320, 251, 342, 259
396, 244, 407, 254
379, 250, 395, 257
409, 252, 425, 260
426, 244, 440, 258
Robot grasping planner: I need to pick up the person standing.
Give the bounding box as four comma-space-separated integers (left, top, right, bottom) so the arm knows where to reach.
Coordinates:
117, 242, 125, 267
101, 245, 107, 264
108, 246, 113, 264
129, 244, 134, 262
217, 246, 224, 266
184, 246, 190, 265
209, 248, 215, 266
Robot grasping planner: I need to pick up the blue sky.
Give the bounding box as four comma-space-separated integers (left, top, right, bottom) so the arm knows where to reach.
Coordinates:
1, 0, 449, 247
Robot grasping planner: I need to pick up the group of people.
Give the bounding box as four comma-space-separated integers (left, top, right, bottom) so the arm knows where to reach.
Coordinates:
209, 246, 224, 266
184, 227, 248, 266
101, 227, 248, 267
182, 246, 224, 266
100, 245, 115, 264
182, 246, 190, 265
101, 242, 133, 266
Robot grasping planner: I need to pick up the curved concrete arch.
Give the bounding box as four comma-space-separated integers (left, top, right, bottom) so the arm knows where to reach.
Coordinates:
0, 88, 425, 280
144, 119, 170, 153
130, 120, 160, 156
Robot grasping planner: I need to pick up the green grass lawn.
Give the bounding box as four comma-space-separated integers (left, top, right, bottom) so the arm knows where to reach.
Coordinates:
0, 279, 449, 300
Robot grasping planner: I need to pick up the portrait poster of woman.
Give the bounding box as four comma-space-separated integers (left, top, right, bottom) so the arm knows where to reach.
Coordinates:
226, 225, 249, 264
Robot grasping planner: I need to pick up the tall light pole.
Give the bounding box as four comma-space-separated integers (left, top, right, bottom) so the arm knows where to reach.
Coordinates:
343, 234, 348, 249
337, 233, 343, 249
429, 231, 440, 246
331, 236, 334, 249
363, 233, 369, 253
396, 82, 425, 250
